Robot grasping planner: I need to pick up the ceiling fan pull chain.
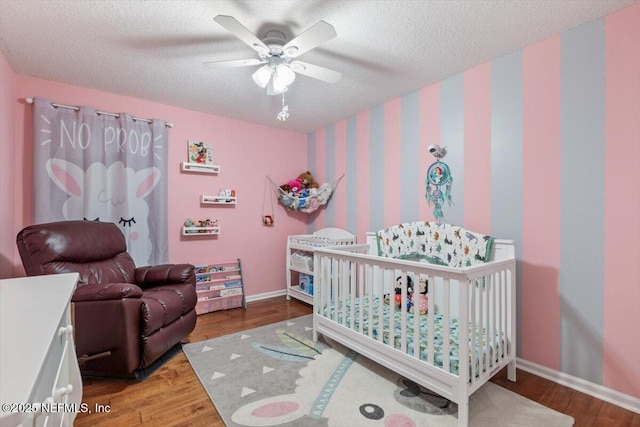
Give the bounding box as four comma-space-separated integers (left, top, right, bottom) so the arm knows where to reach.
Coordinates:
277, 91, 289, 121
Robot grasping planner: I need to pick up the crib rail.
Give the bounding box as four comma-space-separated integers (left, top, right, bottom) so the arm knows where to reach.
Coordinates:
313, 243, 516, 402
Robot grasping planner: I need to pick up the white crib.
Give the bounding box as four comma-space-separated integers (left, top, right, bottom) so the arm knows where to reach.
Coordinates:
312, 226, 517, 427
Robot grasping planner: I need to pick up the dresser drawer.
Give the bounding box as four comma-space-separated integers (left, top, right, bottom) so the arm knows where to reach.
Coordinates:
25, 306, 80, 427
0, 273, 81, 427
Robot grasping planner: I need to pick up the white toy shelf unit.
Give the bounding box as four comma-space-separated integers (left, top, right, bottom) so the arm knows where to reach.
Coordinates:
286, 227, 356, 305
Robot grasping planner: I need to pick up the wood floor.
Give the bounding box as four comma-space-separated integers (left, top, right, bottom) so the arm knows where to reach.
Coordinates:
76, 297, 638, 427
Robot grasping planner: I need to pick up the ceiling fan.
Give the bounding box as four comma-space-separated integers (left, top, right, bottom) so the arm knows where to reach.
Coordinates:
204, 15, 342, 95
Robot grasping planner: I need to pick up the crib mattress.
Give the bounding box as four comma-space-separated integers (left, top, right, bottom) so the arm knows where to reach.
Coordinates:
322, 296, 508, 377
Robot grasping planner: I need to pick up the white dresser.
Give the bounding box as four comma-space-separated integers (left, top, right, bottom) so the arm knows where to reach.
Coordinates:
0, 273, 82, 427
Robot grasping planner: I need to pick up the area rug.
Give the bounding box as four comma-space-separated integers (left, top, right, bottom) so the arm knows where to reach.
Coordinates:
183, 315, 574, 427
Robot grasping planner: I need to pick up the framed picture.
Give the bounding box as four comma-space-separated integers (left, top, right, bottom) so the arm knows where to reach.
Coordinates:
188, 140, 214, 165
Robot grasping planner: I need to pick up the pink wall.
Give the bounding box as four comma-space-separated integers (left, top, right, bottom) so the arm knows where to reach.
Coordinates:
0, 51, 17, 278
6, 73, 309, 296
603, 4, 640, 398
521, 35, 562, 371
383, 98, 402, 227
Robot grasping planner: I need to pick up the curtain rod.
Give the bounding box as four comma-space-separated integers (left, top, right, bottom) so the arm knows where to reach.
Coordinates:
25, 98, 173, 128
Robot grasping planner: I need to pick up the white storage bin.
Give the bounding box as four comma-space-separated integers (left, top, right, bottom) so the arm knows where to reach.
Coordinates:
291, 252, 314, 271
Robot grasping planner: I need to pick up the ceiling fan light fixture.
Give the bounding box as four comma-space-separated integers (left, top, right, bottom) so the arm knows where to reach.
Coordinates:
252, 64, 272, 88
266, 79, 288, 96
271, 73, 288, 94
275, 63, 296, 86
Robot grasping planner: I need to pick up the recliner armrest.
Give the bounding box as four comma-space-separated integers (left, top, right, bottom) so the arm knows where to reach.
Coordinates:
134, 264, 195, 289
72, 283, 143, 302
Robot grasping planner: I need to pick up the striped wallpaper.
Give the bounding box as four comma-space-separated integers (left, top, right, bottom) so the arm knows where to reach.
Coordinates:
307, 4, 640, 400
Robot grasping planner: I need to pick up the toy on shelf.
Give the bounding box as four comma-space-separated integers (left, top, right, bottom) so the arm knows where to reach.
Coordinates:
183, 218, 219, 235
219, 188, 236, 203
201, 189, 237, 204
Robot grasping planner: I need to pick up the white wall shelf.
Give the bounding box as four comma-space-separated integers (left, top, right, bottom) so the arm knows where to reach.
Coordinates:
181, 162, 220, 174
201, 194, 237, 205
182, 225, 220, 235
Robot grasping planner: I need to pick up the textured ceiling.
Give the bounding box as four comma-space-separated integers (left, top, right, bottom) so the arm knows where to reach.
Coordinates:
0, 0, 636, 133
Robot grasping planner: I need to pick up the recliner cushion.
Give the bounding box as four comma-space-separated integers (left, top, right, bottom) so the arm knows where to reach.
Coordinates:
140, 283, 198, 336
16, 220, 136, 285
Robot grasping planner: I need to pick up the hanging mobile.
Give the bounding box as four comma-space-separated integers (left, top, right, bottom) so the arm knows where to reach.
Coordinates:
425, 144, 452, 225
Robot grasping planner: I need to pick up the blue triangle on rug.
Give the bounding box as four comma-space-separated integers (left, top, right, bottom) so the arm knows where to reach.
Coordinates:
183, 315, 574, 427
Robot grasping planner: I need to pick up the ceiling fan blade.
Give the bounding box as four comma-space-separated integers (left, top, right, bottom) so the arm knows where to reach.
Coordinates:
283, 21, 337, 58
203, 58, 265, 69
290, 61, 342, 84
214, 15, 269, 54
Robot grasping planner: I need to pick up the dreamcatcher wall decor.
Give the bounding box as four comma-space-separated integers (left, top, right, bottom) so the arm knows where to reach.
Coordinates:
425, 144, 452, 225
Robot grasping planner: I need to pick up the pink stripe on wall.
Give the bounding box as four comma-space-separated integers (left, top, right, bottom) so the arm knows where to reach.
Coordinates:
356, 111, 371, 242
314, 128, 327, 230
521, 36, 562, 370
419, 84, 440, 222
334, 120, 348, 230
604, 3, 640, 399
463, 63, 492, 234
384, 98, 402, 227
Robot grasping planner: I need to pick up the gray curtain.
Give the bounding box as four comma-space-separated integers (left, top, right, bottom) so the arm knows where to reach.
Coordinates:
32, 97, 169, 266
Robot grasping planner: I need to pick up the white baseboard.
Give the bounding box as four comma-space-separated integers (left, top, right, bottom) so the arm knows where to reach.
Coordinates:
245, 289, 287, 303
516, 357, 640, 414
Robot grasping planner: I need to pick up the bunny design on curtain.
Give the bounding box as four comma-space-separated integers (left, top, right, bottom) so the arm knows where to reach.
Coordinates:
32, 98, 169, 266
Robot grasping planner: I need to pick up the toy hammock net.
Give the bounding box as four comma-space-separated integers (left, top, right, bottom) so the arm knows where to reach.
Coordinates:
267, 174, 344, 213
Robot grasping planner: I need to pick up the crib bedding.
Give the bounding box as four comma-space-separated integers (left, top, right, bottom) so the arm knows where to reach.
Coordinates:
322, 295, 508, 377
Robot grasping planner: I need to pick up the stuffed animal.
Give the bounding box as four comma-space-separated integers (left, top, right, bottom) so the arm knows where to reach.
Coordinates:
410, 277, 429, 315
280, 183, 291, 193
183, 218, 196, 234
387, 275, 413, 309
280, 194, 294, 207
298, 170, 320, 189
288, 178, 303, 193
315, 182, 333, 204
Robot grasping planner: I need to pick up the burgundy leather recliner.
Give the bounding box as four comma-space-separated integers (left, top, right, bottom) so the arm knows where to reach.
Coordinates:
16, 220, 197, 378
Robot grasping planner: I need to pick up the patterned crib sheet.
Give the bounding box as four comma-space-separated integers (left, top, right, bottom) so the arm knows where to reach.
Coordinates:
322, 296, 508, 377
